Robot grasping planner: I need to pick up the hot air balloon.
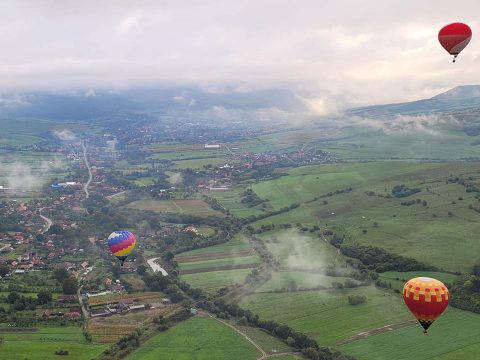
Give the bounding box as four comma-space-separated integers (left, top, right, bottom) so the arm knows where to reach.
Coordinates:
108, 230, 136, 266
438, 22, 472, 62
403, 277, 449, 334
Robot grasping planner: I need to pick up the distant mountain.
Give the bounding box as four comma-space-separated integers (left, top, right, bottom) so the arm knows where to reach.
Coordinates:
348, 85, 480, 119
0, 88, 301, 122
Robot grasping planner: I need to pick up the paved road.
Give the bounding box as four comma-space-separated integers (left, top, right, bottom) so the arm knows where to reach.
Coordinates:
147, 258, 168, 276
81, 141, 92, 199
38, 208, 53, 234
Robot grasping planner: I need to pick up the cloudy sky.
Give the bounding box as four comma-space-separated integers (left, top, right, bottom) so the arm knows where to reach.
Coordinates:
1, 0, 480, 107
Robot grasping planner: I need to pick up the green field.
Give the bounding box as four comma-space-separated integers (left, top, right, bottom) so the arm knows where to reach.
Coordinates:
340, 309, 480, 360
180, 268, 253, 291
125, 199, 224, 217
240, 286, 410, 346
177, 234, 259, 290
126, 316, 261, 360
0, 325, 107, 360
256, 271, 359, 292
258, 230, 342, 270
379, 271, 459, 291
172, 157, 237, 170
208, 186, 266, 218
247, 162, 480, 272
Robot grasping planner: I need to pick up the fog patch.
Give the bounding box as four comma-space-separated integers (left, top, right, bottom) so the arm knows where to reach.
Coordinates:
53, 129, 77, 141
349, 114, 458, 135
3, 160, 61, 191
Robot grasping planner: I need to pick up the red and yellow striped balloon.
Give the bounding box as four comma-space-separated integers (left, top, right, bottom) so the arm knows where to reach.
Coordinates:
403, 277, 449, 334
107, 230, 136, 265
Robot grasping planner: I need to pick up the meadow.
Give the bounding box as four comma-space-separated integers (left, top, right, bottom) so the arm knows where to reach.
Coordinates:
125, 316, 261, 360
339, 308, 480, 360
125, 199, 225, 217
177, 234, 259, 291
245, 162, 480, 272
207, 186, 265, 218
0, 325, 107, 360
240, 286, 410, 346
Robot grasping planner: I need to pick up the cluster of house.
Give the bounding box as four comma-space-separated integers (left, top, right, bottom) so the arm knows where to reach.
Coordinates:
90, 299, 150, 318
42, 305, 82, 320
0, 202, 45, 232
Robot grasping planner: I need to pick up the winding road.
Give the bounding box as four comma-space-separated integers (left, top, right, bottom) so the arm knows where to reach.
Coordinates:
81, 141, 92, 199
38, 208, 53, 234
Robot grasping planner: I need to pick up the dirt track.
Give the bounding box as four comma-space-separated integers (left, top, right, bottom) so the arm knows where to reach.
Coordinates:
336, 319, 417, 345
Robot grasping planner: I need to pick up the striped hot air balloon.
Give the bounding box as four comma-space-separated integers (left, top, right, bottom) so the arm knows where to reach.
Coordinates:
108, 231, 136, 266
403, 277, 449, 334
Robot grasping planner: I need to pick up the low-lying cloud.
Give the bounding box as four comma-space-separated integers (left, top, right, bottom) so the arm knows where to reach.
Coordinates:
3, 160, 64, 191
349, 114, 458, 135
53, 129, 77, 141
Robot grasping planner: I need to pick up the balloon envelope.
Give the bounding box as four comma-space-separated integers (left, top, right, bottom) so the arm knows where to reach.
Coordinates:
403, 277, 449, 333
438, 23, 472, 57
108, 230, 136, 262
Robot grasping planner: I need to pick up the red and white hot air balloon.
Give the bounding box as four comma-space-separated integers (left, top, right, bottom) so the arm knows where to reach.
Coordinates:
438, 22, 472, 62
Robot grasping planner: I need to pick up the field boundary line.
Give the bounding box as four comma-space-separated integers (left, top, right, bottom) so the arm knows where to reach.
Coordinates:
208, 314, 267, 359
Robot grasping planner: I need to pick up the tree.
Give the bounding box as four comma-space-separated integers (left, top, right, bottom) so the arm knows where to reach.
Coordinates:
136, 265, 147, 276
53, 268, 69, 283
62, 277, 78, 295
6, 292, 19, 304
37, 290, 52, 305
0, 265, 9, 277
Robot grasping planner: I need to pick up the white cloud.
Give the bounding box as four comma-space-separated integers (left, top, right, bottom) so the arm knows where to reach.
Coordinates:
118, 16, 140, 33
0, 1, 479, 106
53, 129, 76, 141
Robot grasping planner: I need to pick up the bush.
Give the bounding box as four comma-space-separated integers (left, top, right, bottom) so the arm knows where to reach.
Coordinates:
347, 295, 366, 305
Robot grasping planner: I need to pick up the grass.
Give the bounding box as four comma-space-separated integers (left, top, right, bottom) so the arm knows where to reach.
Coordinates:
125, 199, 224, 217
256, 271, 358, 292
172, 157, 236, 170
0, 325, 107, 359
340, 308, 480, 360
236, 326, 294, 354
207, 186, 265, 218
258, 230, 341, 270
379, 271, 459, 291
126, 316, 261, 360
176, 234, 258, 289
240, 286, 410, 346
248, 162, 480, 272
180, 269, 253, 291
178, 255, 259, 272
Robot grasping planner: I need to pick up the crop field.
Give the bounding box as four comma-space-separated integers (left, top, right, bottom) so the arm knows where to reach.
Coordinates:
339, 308, 480, 360
256, 271, 359, 292
171, 157, 237, 170
248, 162, 480, 272
126, 316, 261, 360
87, 292, 163, 307
177, 234, 259, 290
88, 306, 179, 343
0, 325, 107, 359
180, 268, 254, 291
125, 199, 224, 217
240, 286, 411, 346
